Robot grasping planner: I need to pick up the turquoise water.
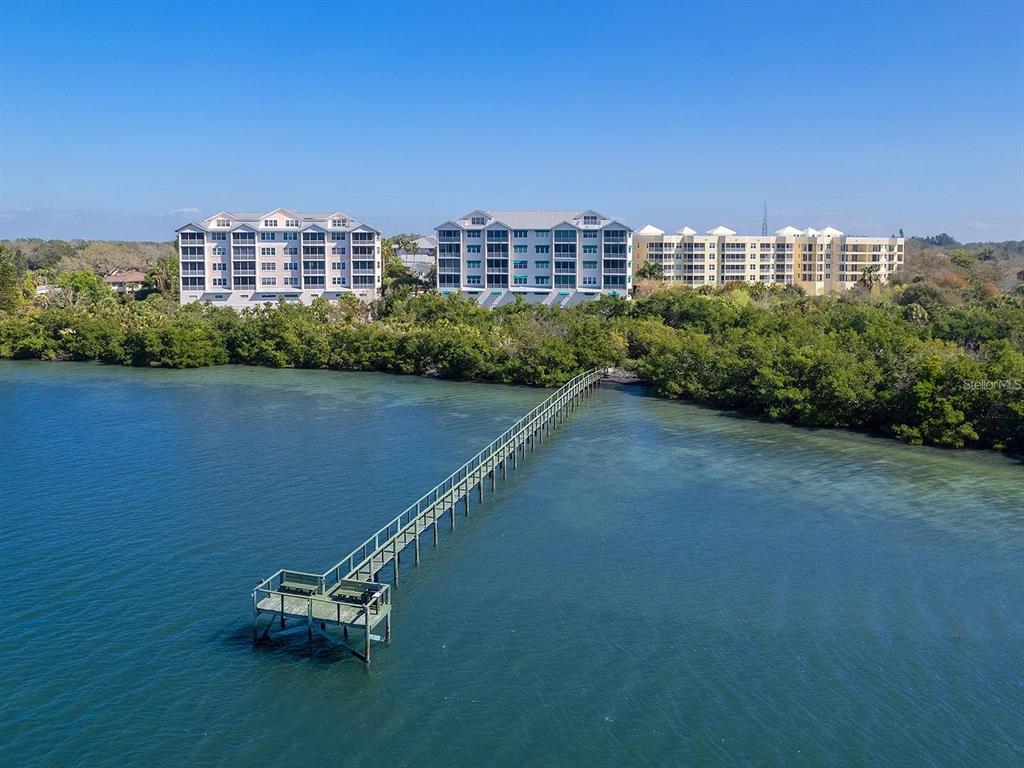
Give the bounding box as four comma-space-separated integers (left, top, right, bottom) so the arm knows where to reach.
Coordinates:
1, 361, 1021, 767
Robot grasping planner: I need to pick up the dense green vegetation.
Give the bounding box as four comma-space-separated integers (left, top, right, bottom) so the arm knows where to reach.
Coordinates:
1, 242, 1022, 453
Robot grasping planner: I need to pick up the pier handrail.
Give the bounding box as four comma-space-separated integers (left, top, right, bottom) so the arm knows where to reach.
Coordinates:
319, 368, 604, 586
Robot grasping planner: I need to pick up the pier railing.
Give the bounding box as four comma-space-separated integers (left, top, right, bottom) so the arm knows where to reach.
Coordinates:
320, 368, 605, 589
252, 367, 606, 663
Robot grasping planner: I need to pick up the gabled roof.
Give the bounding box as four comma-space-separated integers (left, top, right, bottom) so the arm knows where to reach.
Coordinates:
103, 270, 146, 283
230, 223, 257, 232
350, 223, 381, 234
461, 210, 492, 225
636, 224, 665, 236
820, 226, 844, 236
299, 223, 326, 232
803, 227, 821, 236
775, 226, 803, 237
259, 207, 301, 222
676, 226, 697, 236
707, 225, 737, 236
446, 209, 630, 232
175, 222, 205, 233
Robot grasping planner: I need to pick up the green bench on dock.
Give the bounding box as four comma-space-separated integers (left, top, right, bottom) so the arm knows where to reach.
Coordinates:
330, 581, 381, 611
279, 573, 320, 595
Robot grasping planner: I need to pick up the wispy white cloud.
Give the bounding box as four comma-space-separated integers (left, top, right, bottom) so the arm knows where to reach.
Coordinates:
165, 207, 200, 216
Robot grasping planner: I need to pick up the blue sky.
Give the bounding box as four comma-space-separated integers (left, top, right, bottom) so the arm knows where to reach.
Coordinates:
1, 0, 1022, 242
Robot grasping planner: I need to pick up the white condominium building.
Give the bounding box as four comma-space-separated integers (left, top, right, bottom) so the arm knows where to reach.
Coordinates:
176, 208, 382, 308
434, 210, 633, 307
633, 225, 904, 295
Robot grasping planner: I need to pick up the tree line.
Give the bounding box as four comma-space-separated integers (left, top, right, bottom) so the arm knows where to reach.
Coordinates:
1, 243, 1022, 453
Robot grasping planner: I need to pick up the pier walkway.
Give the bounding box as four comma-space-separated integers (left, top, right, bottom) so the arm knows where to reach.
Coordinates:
251, 368, 606, 664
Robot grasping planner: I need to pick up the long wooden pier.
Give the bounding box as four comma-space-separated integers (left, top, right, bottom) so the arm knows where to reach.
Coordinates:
251, 368, 606, 665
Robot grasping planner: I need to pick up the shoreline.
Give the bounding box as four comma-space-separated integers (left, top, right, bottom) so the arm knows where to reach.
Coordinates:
3, 356, 1020, 462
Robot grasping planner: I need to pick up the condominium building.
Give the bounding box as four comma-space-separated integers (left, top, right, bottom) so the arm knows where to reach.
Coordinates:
175, 208, 382, 307
633, 225, 904, 294
434, 210, 632, 307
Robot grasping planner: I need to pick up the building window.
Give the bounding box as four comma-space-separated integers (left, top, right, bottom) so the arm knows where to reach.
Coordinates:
260, 232, 276, 241
212, 277, 227, 286
512, 230, 528, 238
331, 232, 346, 241
513, 259, 528, 269
535, 275, 550, 286
283, 262, 298, 271
261, 277, 277, 286
331, 218, 346, 227
466, 275, 482, 285
470, 216, 487, 225
211, 232, 226, 241
513, 275, 527, 285
286, 219, 299, 227
283, 232, 298, 241
216, 218, 230, 227
535, 245, 550, 254
467, 245, 481, 253
534, 260, 550, 270
260, 262, 275, 270
534, 230, 550, 237
466, 260, 482, 269
583, 215, 599, 225
582, 260, 598, 269
331, 262, 343, 270
263, 219, 278, 227
260, 247, 276, 256
283, 276, 299, 286
583, 245, 598, 254
333, 245, 347, 255
466, 230, 481, 238
582, 275, 598, 286
513, 245, 528, 254
211, 262, 227, 271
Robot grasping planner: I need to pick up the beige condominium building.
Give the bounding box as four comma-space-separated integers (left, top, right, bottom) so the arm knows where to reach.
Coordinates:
633, 224, 904, 294
176, 208, 382, 308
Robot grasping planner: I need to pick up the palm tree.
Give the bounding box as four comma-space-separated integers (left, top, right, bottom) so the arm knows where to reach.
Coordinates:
858, 264, 881, 289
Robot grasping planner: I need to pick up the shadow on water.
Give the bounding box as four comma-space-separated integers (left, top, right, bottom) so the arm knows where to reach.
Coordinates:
221, 621, 375, 666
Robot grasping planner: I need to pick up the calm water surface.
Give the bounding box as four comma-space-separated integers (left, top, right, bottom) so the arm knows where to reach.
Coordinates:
1, 361, 1021, 767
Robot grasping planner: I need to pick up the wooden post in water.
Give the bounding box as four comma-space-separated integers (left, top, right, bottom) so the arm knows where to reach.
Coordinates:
477, 480, 483, 503
414, 523, 421, 565
364, 607, 371, 665
489, 468, 495, 491
394, 550, 400, 586
307, 600, 313, 649
385, 612, 392, 642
